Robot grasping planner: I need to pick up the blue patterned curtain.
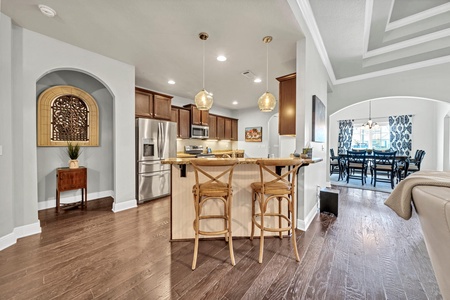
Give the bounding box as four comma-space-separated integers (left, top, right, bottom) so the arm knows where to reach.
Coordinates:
389, 115, 412, 156
338, 120, 353, 154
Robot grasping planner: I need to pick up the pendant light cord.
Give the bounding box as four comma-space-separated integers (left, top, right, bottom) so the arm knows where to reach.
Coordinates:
202, 40, 205, 90
266, 42, 269, 92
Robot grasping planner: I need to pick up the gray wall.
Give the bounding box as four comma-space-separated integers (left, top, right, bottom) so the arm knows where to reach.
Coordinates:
36, 71, 114, 207
0, 13, 14, 238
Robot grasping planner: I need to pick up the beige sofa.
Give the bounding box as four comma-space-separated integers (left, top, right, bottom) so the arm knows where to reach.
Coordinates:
412, 186, 450, 299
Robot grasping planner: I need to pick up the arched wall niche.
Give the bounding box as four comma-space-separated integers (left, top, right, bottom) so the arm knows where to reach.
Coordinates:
36, 69, 115, 208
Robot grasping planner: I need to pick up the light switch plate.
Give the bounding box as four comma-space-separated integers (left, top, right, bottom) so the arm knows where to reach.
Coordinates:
0, 145, 2, 155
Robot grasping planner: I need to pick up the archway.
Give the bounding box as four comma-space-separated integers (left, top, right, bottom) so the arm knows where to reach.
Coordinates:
36, 69, 114, 210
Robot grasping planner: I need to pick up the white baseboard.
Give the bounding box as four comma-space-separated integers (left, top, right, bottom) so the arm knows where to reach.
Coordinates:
112, 199, 137, 213
297, 207, 318, 231
0, 221, 41, 251
38, 190, 114, 210
0, 232, 16, 251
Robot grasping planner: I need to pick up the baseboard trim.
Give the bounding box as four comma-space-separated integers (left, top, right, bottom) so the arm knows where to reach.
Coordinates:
297, 207, 318, 231
0, 221, 41, 251
112, 199, 137, 213
0, 232, 16, 251
38, 190, 114, 210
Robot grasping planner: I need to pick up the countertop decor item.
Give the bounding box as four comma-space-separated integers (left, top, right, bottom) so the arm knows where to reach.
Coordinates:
258, 36, 276, 112
194, 32, 213, 111
67, 142, 81, 169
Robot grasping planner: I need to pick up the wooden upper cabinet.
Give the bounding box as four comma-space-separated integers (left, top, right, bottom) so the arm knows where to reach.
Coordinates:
153, 94, 172, 120
224, 118, 232, 140
276, 73, 296, 136
178, 108, 190, 139
216, 116, 225, 140
184, 104, 209, 126
135, 91, 153, 118
231, 119, 238, 141
135, 87, 172, 120
171, 107, 179, 123
209, 114, 217, 139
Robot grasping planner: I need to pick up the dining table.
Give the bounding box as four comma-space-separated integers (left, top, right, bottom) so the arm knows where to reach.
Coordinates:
337, 152, 410, 183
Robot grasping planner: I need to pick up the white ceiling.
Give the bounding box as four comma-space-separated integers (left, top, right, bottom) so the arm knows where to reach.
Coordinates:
308, 0, 450, 83
2, 0, 449, 110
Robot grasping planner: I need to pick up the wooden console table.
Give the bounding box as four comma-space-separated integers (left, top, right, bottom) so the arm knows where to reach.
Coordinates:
56, 167, 87, 212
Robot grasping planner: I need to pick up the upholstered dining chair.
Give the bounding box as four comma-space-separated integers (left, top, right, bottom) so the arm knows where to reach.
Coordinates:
346, 150, 368, 185
370, 150, 397, 189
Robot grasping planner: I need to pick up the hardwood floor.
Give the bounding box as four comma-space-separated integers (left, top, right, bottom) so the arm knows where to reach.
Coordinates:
0, 187, 442, 299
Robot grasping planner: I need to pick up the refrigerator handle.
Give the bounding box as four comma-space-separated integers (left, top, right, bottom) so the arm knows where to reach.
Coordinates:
158, 122, 163, 159
161, 122, 166, 158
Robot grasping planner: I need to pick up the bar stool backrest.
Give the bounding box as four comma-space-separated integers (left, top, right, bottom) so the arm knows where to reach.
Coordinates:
255, 159, 303, 195
190, 159, 239, 192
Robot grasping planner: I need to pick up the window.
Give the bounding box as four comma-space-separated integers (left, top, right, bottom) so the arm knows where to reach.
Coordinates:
351, 121, 390, 150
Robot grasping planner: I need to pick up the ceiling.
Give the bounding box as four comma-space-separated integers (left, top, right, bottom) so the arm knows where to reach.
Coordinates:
308, 0, 450, 84
2, 0, 450, 110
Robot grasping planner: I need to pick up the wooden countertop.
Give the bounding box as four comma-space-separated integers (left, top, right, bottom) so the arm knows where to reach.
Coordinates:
162, 157, 323, 165
176, 150, 245, 158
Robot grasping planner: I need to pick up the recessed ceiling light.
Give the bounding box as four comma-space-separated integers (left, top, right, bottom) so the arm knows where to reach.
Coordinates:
168, 80, 175, 85
254, 78, 262, 83
217, 55, 227, 62
38, 4, 57, 17
232, 101, 238, 105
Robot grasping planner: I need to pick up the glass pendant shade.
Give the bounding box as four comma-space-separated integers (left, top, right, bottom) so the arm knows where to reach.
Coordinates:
195, 32, 213, 111
258, 91, 276, 112
258, 36, 276, 112
195, 89, 213, 110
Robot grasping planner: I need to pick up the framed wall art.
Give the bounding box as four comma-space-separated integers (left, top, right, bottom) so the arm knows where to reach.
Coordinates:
312, 95, 326, 143
245, 127, 262, 142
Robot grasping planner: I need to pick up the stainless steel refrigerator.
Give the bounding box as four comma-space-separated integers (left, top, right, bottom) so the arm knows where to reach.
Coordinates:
136, 118, 177, 203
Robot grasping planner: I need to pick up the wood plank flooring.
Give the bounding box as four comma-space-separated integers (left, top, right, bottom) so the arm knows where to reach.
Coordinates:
0, 187, 442, 299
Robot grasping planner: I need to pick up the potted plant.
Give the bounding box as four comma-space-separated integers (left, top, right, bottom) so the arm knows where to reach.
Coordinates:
67, 142, 81, 169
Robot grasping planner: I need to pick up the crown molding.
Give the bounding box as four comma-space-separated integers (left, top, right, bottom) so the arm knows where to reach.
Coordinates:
335, 54, 450, 85
290, 0, 336, 82
363, 0, 374, 54
386, 2, 450, 32
363, 27, 450, 59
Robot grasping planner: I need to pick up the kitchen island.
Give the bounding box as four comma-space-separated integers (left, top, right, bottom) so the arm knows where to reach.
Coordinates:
162, 157, 322, 240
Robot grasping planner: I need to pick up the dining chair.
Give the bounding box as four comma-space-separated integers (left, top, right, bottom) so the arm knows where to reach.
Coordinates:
407, 150, 426, 175
346, 150, 368, 185
370, 150, 397, 189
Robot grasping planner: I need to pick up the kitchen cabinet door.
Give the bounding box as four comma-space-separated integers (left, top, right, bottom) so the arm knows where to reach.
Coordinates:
231, 119, 238, 141
209, 114, 217, 139
217, 116, 225, 140
171, 107, 179, 123
224, 118, 232, 140
277, 73, 296, 135
135, 88, 173, 120
179, 108, 190, 139
184, 104, 209, 125
153, 94, 172, 120
135, 91, 153, 118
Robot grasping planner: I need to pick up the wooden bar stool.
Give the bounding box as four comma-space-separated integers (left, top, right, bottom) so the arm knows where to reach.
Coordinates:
250, 159, 303, 263
190, 158, 239, 270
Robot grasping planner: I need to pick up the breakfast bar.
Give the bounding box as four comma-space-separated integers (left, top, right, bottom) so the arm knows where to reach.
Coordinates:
162, 157, 321, 240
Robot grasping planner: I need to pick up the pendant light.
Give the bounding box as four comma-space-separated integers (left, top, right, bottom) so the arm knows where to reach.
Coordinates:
258, 36, 276, 112
363, 100, 379, 129
194, 32, 213, 111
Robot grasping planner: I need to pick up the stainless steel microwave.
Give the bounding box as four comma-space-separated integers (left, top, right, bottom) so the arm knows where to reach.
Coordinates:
191, 124, 209, 139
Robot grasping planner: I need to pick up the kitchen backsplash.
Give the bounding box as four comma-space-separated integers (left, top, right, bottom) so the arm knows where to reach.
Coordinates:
177, 139, 238, 153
